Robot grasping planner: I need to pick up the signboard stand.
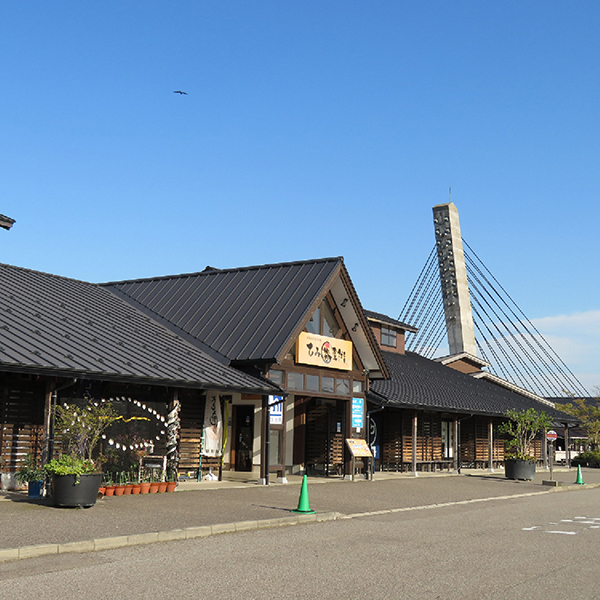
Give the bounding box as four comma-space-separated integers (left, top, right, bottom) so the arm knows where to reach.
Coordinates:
345, 438, 373, 481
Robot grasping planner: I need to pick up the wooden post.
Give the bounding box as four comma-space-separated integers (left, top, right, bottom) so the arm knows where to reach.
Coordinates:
565, 425, 571, 469
542, 427, 548, 470
452, 418, 459, 473
42, 380, 55, 465
259, 395, 270, 485
412, 411, 418, 477
487, 419, 494, 472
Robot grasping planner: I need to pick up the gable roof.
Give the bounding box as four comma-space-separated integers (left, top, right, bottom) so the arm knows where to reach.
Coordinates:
369, 350, 578, 424
364, 309, 418, 333
0, 263, 276, 394
104, 257, 388, 376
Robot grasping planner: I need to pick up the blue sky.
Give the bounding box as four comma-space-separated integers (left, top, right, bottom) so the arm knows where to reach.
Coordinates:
1, 2, 598, 392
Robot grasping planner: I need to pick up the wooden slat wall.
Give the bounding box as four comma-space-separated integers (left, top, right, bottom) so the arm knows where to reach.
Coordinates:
178, 390, 205, 476
401, 416, 412, 463
0, 380, 45, 473
493, 421, 505, 461
474, 421, 488, 462
381, 411, 403, 467
418, 416, 442, 461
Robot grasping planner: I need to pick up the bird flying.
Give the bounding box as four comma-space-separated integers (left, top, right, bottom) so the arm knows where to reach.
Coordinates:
173, 90, 188, 95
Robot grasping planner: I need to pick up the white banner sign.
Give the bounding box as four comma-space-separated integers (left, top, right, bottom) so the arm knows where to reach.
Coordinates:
203, 394, 223, 457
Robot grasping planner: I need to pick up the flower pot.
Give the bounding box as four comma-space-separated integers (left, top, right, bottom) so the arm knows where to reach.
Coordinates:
98, 486, 106, 496
51, 473, 103, 508
149, 482, 160, 494
114, 485, 125, 496
104, 485, 116, 496
131, 484, 141, 495
504, 459, 536, 481
157, 482, 167, 493
140, 482, 151, 494
166, 482, 177, 493
124, 484, 133, 495
28, 481, 43, 498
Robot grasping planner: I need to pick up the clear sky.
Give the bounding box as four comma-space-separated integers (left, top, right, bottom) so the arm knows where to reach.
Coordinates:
1, 2, 598, 393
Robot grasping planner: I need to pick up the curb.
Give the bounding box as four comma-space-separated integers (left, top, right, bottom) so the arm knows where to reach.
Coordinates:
0, 511, 342, 564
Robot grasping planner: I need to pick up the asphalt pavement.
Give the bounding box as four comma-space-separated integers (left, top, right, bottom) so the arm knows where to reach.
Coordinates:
1, 466, 597, 563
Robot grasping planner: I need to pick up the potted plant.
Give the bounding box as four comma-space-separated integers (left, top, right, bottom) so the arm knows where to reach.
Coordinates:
16, 453, 45, 498
139, 472, 151, 494
130, 471, 142, 495
103, 474, 116, 497
165, 468, 178, 493
45, 399, 118, 507
499, 408, 552, 480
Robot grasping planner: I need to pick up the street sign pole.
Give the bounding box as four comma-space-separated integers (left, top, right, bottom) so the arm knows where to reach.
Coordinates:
547, 430, 558, 481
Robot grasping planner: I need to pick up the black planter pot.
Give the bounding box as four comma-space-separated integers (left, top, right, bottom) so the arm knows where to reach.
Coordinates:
51, 473, 102, 508
504, 459, 536, 481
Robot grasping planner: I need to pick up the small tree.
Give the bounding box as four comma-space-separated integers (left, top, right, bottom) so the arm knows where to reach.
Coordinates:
499, 408, 552, 462
55, 400, 119, 461
558, 389, 600, 450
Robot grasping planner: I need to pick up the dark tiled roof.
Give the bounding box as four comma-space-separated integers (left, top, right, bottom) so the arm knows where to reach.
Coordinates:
369, 350, 578, 424
0, 263, 276, 394
104, 258, 343, 363
364, 309, 417, 333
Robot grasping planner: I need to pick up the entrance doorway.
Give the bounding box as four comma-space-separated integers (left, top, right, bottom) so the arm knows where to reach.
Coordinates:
305, 398, 346, 477
233, 405, 254, 471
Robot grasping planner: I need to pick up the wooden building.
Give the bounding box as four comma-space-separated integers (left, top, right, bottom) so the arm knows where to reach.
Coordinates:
0, 258, 578, 489
104, 257, 389, 481
0, 263, 277, 488
365, 310, 578, 474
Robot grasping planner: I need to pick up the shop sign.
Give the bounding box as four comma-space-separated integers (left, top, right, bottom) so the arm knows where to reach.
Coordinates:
346, 438, 373, 458
296, 332, 352, 371
352, 397, 364, 428
269, 395, 284, 425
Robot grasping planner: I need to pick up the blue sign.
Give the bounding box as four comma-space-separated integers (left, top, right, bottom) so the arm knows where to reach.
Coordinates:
269, 395, 283, 425
352, 397, 364, 429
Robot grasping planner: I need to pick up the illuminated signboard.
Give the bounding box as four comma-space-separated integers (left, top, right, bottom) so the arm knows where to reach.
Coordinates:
296, 332, 353, 371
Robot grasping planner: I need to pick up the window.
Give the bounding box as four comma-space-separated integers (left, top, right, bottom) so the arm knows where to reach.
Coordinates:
352, 380, 363, 394
322, 302, 340, 337
306, 374, 319, 392
288, 372, 304, 390
381, 325, 397, 348
322, 377, 334, 393
441, 421, 454, 459
336, 379, 350, 396
268, 370, 284, 385
305, 300, 340, 338
306, 306, 321, 334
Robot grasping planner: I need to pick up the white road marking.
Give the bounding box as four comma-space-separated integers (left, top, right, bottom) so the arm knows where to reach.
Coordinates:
522, 526, 540, 531
544, 530, 578, 535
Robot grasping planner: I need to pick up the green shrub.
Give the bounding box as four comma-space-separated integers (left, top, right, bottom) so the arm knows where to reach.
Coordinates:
573, 451, 600, 468
44, 455, 97, 482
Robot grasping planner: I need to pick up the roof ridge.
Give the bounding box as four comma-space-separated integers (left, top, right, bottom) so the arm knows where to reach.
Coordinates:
100, 256, 344, 286
0, 262, 95, 286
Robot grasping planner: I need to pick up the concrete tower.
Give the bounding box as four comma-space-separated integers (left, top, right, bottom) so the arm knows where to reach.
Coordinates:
432, 202, 477, 357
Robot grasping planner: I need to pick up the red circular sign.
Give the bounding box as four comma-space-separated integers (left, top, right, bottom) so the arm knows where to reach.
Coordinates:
546, 430, 558, 441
